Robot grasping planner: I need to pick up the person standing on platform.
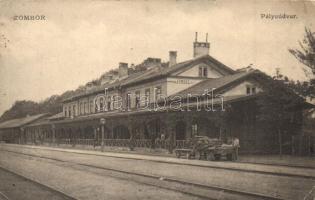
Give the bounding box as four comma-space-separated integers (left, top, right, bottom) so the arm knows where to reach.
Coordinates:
232, 136, 240, 160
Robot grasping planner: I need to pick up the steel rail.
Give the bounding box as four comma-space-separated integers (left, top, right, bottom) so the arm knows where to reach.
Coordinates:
1, 149, 285, 200
0, 166, 76, 200
2, 145, 314, 180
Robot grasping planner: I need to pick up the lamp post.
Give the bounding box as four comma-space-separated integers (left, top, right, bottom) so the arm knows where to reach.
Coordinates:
52, 124, 56, 145
20, 127, 24, 144
100, 118, 106, 152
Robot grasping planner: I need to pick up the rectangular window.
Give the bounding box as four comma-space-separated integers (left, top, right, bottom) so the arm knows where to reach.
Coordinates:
73, 105, 76, 116
84, 102, 87, 114
155, 86, 162, 101
199, 67, 203, 77
135, 91, 140, 108
69, 107, 71, 117
246, 86, 251, 95
107, 96, 111, 111
126, 93, 131, 110
192, 124, 198, 136
80, 102, 84, 114
90, 100, 93, 113
246, 86, 257, 95
145, 89, 150, 106
113, 95, 118, 109
203, 67, 208, 77
199, 66, 208, 77
64, 107, 67, 117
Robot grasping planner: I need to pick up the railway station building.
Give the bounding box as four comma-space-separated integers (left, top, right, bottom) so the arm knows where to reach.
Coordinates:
0, 35, 311, 154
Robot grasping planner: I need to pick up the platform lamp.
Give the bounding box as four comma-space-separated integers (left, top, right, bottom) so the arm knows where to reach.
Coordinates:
52, 124, 56, 145
20, 127, 24, 144
100, 118, 106, 152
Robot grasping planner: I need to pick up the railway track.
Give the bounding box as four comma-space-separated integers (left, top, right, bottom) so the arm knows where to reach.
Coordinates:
1, 149, 286, 200
237, 160, 315, 170
0, 166, 76, 200
2, 144, 314, 181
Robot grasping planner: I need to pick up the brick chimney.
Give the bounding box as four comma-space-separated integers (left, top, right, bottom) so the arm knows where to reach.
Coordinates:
100, 75, 113, 85
118, 62, 128, 78
193, 32, 210, 58
143, 58, 161, 69
169, 51, 177, 67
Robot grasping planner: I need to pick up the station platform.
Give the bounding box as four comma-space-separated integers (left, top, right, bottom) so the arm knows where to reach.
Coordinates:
1, 143, 314, 179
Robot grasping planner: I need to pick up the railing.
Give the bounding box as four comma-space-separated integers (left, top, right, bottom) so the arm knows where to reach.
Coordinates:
77, 139, 94, 146
58, 139, 71, 145
175, 140, 191, 149
134, 139, 152, 148
104, 139, 130, 147
29, 138, 191, 149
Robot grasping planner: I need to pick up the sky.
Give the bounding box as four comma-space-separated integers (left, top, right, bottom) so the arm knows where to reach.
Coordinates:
0, 0, 315, 116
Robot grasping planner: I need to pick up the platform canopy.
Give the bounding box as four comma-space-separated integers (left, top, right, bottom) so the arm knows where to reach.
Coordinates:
0, 113, 49, 130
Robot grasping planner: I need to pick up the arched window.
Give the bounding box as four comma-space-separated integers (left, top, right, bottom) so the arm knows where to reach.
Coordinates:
69, 107, 71, 117
107, 96, 111, 111
95, 99, 98, 112
73, 105, 76, 116
135, 91, 140, 108
100, 97, 104, 111
80, 102, 83, 115
84, 102, 87, 114
90, 100, 93, 113
145, 89, 150, 106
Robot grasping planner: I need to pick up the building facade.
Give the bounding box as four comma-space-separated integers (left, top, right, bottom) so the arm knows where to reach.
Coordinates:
0, 36, 308, 154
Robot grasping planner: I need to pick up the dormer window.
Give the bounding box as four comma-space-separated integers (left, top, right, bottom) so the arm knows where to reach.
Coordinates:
198, 66, 208, 77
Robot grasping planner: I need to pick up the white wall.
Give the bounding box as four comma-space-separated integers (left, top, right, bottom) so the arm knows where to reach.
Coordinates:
123, 78, 168, 108
166, 77, 203, 96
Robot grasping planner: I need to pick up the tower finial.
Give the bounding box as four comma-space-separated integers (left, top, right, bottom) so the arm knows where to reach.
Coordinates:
206, 33, 208, 42
195, 32, 198, 42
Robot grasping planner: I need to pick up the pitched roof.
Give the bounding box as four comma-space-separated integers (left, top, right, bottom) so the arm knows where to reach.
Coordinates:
162, 54, 235, 76
47, 112, 64, 120
63, 55, 235, 102
171, 69, 258, 97
0, 113, 49, 129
